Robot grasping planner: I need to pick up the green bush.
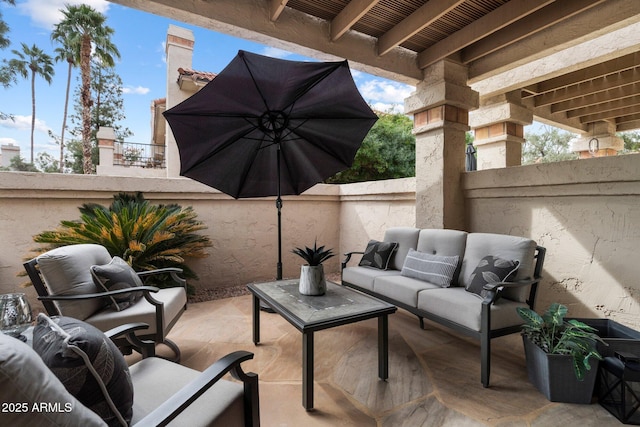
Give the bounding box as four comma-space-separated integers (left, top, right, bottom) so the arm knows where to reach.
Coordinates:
32, 192, 211, 292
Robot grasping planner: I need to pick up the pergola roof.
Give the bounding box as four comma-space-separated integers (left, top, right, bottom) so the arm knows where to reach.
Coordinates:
111, 0, 640, 133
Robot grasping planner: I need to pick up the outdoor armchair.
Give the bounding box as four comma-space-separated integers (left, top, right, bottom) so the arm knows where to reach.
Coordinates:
23, 243, 187, 361
0, 320, 260, 426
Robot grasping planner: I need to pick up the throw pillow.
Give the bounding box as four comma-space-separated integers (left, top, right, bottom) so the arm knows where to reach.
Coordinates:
400, 249, 459, 287
32, 314, 133, 427
466, 256, 520, 298
358, 240, 398, 270
90, 256, 144, 311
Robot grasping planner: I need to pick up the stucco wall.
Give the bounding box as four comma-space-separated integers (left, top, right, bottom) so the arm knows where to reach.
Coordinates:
463, 154, 640, 329
2, 155, 639, 331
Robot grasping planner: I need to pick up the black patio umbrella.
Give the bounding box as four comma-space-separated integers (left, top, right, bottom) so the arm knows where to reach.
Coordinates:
163, 50, 377, 280
466, 144, 477, 171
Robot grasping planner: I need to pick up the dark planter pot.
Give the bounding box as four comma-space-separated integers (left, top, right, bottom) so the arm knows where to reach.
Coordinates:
522, 336, 598, 404
570, 318, 640, 357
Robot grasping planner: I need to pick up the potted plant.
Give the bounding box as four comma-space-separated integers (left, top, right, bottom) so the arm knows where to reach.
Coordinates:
517, 302, 606, 403
292, 240, 335, 296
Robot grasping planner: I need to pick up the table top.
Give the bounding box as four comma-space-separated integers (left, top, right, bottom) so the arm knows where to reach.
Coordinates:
247, 279, 396, 332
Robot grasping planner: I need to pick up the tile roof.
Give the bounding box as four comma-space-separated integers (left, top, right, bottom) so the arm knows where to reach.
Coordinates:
177, 68, 217, 84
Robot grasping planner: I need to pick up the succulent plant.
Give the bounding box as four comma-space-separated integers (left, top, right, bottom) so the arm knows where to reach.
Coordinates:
292, 240, 335, 266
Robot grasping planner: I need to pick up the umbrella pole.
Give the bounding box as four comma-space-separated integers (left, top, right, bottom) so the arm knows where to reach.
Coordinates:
276, 143, 283, 280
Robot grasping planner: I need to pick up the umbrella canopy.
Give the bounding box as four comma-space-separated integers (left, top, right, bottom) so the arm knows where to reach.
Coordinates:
163, 50, 378, 199
466, 144, 477, 171
163, 50, 377, 280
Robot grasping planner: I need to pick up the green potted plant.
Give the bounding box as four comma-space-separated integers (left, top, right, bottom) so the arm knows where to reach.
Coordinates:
292, 240, 335, 296
517, 302, 606, 403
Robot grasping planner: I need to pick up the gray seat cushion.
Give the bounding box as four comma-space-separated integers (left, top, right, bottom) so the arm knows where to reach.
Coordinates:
373, 274, 440, 307
87, 286, 186, 336
417, 287, 528, 331
459, 233, 537, 302
342, 266, 401, 291
37, 244, 112, 320
129, 357, 245, 427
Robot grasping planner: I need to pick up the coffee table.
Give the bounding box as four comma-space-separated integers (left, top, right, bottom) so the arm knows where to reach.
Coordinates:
247, 278, 397, 410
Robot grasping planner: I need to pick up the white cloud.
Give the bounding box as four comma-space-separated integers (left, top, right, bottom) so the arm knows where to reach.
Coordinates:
0, 137, 18, 145
369, 102, 405, 114
359, 80, 414, 110
123, 85, 150, 95
0, 115, 49, 133
17, 0, 110, 29
261, 47, 293, 59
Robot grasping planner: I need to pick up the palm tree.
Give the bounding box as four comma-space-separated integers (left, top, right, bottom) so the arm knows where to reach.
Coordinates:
8, 43, 54, 164
50, 31, 79, 173
54, 4, 120, 174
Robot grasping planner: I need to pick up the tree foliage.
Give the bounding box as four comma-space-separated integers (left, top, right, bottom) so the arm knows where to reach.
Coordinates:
618, 130, 640, 152
54, 4, 120, 174
522, 126, 578, 164
327, 112, 415, 183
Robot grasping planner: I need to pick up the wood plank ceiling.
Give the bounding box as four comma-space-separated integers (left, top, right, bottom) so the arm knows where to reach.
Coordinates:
271, 0, 640, 132
111, 0, 640, 133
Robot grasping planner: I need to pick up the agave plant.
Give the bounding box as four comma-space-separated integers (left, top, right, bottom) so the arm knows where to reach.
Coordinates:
517, 302, 605, 380
291, 240, 335, 266
30, 192, 211, 290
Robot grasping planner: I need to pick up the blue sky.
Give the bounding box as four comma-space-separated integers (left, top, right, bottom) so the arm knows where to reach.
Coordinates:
0, 0, 415, 162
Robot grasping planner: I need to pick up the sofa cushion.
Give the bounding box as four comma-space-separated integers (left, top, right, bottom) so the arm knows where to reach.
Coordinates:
358, 240, 398, 270
416, 229, 467, 286
400, 249, 459, 288
417, 287, 528, 332
90, 256, 144, 311
36, 244, 112, 320
33, 314, 133, 427
466, 256, 519, 298
0, 330, 105, 426
383, 227, 421, 270
459, 233, 537, 302
373, 274, 440, 307
342, 266, 401, 291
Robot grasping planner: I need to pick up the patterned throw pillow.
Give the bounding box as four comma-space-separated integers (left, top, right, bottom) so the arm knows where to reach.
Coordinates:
32, 314, 133, 427
90, 256, 144, 311
358, 240, 398, 270
466, 256, 520, 298
400, 249, 459, 287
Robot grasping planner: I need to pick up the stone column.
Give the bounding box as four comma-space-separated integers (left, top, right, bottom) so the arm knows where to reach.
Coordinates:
96, 126, 116, 176
570, 121, 623, 159
165, 25, 195, 177
469, 92, 532, 170
405, 59, 478, 230
1, 143, 20, 168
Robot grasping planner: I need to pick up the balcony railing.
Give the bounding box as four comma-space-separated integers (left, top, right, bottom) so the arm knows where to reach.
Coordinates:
114, 142, 166, 169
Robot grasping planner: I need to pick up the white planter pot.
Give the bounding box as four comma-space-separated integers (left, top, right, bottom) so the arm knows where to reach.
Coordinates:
299, 265, 326, 296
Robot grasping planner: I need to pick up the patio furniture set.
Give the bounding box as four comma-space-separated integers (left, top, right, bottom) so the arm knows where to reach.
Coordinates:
6, 229, 639, 424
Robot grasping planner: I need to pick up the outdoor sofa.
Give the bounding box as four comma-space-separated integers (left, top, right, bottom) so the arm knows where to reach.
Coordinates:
341, 227, 546, 387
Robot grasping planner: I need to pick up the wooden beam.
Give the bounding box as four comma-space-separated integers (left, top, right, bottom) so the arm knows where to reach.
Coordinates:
462, 0, 604, 63
270, 0, 289, 21
377, 0, 463, 56
567, 95, 640, 118
616, 117, 640, 131
417, 0, 553, 69
534, 68, 640, 106
536, 52, 640, 93
580, 105, 640, 123
331, 0, 380, 42
551, 83, 640, 113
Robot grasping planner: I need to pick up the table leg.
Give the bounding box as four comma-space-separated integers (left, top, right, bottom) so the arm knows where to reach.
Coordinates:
302, 331, 314, 410
252, 294, 260, 345
378, 314, 389, 380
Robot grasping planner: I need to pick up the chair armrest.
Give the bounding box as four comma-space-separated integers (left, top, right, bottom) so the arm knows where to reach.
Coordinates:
341, 251, 364, 270
481, 279, 538, 304
105, 323, 156, 358
132, 351, 258, 427
137, 268, 187, 288
37, 285, 160, 301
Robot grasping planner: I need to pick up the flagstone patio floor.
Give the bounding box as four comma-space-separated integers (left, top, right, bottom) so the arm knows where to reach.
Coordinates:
156, 293, 621, 426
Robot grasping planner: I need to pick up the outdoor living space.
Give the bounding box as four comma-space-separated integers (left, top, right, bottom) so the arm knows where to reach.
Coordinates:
159, 292, 620, 426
